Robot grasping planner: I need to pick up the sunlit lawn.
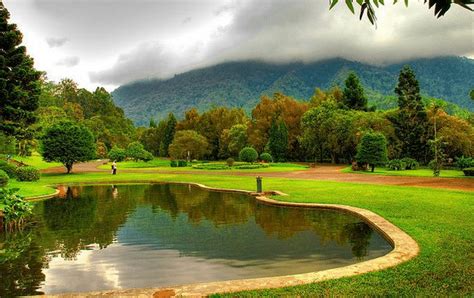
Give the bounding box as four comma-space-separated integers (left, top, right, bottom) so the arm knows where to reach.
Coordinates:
342, 166, 467, 178
7, 171, 474, 295
11, 152, 62, 170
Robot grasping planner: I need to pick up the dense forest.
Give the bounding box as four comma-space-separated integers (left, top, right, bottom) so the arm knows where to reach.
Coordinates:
112, 57, 474, 125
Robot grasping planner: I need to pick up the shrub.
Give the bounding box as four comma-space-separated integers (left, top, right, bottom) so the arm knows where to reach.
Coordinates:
455, 156, 474, 170
260, 152, 273, 163
0, 188, 33, 231
239, 147, 258, 163
170, 160, 178, 167
401, 157, 419, 170
16, 166, 40, 181
0, 160, 17, 178
126, 142, 153, 162
226, 158, 235, 167
0, 169, 9, 187
192, 164, 230, 170
108, 146, 126, 162
234, 164, 269, 169
142, 151, 154, 162
387, 159, 406, 171
178, 160, 187, 167
462, 167, 474, 176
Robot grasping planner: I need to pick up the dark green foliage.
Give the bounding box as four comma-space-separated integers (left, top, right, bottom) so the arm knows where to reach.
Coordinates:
177, 160, 187, 167
400, 157, 419, 170
160, 113, 177, 157
0, 187, 33, 231
15, 166, 39, 182
343, 72, 367, 110
0, 133, 16, 155
41, 121, 96, 173
125, 141, 153, 162
0, 160, 16, 178
268, 120, 288, 162
455, 156, 474, 170
0, 169, 8, 187
226, 157, 235, 167
108, 146, 126, 162
170, 160, 178, 167
139, 121, 166, 156
239, 147, 258, 163
0, 3, 41, 139
387, 159, 406, 171
112, 58, 474, 125
260, 152, 273, 163
462, 167, 474, 176
390, 66, 429, 163
356, 132, 388, 172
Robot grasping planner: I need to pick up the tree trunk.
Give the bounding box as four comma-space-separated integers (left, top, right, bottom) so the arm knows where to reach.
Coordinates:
371, 164, 375, 172
66, 163, 73, 174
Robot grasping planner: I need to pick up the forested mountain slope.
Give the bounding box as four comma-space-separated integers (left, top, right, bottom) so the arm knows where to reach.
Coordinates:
112, 56, 474, 125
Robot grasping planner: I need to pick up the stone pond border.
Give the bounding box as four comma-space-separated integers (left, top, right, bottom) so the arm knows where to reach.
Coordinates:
30, 181, 419, 297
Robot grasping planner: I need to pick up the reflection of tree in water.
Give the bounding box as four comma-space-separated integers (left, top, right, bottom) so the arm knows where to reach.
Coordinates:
343, 222, 373, 259
144, 184, 255, 226
0, 231, 47, 296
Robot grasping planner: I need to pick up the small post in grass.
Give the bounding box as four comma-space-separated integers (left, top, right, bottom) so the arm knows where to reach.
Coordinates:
256, 176, 263, 193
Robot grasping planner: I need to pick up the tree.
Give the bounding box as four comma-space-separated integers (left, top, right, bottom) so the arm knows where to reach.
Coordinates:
342, 73, 367, 111
390, 66, 429, 163
125, 141, 153, 162
239, 147, 258, 163
168, 130, 209, 160
160, 113, 177, 157
41, 122, 96, 173
108, 146, 126, 162
0, 3, 42, 139
219, 124, 248, 158
356, 132, 388, 172
330, 0, 473, 26
267, 119, 288, 162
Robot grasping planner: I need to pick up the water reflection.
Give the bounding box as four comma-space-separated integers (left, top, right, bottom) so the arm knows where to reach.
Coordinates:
0, 184, 392, 296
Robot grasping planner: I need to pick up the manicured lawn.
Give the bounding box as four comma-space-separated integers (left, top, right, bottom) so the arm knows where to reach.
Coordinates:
342, 166, 468, 178
11, 152, 62, 170
7, 172, 474, 295
98, 158, 309, 172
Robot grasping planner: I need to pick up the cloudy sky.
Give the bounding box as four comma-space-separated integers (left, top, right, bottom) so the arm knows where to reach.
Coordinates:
4, 0, 473, 91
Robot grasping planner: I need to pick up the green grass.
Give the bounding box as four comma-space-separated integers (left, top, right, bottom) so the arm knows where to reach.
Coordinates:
11, 152, 62, 170
342, 166, 468, 178
98, 159, 308, 172
7, 171, 474, 295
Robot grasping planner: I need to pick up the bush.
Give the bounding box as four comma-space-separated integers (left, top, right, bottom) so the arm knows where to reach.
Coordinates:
260, 152, 273, 163
387, 159, 405, 171
239, 147, 258, 163
170, 160, 178, 167
401, 157, 419, 170
192, 163, 230, 170
0, 160, 17, 178
16, 166, 40, 181
0, 188, 33, 231
234, 164, 269, 169
142, 151, 154, 162
0, 169, 9, 187
108, 146, 126, 162
462, 167, 474, 176
455, 156, 474, 170
178, 160, 187, 167
226, 158, 235, 167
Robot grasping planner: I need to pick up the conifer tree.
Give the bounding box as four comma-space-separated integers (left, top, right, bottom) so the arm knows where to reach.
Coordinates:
160, 113, 177, 156
0, 3, 41, 139
356, 132, 388, 172
268, 119, 288, 162
392, 66, 429, 163
342, 72, 367, 110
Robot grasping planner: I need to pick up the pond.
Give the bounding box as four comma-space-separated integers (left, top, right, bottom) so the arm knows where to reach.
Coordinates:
0, 183, 392, 296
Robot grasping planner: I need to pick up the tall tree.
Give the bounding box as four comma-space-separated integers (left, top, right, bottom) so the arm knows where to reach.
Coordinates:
391, 66, 429, 163
356, 132, 388, 172
342, 72, 367, 111
267, 119, 288, 162
160, 113, 177, 156
0, 3, 41, 139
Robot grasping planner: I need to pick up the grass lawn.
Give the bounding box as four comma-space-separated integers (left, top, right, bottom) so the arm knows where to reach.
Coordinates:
7, 171, 474, 295
98, 158, 309, 172
11, 152, 62, 170
342, 166, 468, 178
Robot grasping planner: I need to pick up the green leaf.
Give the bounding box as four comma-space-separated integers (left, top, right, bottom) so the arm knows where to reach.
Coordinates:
346, 0, 355, 13
329, 0, 339, 10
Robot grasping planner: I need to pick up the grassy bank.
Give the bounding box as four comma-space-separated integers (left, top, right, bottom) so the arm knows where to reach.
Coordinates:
342, 166, 467, 178
7, 172, 474, 295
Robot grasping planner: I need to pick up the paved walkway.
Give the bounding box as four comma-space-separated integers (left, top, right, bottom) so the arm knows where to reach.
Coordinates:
41, 162, 474, 192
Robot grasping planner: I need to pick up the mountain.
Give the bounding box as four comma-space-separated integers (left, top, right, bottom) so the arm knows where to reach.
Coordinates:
111, 56, 474, 125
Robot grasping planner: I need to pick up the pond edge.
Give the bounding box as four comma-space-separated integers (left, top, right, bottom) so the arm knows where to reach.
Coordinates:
34, 181, 419, 297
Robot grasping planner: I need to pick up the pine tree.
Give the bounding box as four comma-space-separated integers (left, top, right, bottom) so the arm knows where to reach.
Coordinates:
356, 132, 388, 172
342, 72, 367, 110
268, 119, 288, 162
0, 3, 41, 139
160, 113, 177, 157
392, 66, 429, 163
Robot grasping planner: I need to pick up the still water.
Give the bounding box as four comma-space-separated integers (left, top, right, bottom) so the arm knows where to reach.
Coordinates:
0, 184, 392, 295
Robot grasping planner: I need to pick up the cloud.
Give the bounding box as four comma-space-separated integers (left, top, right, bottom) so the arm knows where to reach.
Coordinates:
46, 37, 69, 48
56, 56, 80, 67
